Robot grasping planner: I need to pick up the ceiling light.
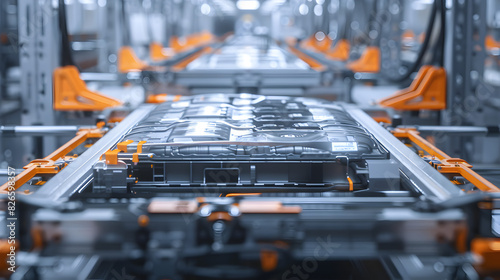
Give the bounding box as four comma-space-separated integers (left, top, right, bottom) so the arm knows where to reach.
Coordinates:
237, 0, 260, 10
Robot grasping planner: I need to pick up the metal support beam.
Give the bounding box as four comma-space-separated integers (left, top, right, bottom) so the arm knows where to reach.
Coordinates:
18, 0, 59, 159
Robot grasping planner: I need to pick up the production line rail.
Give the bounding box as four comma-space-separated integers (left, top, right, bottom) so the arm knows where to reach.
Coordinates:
2, 94, 500, 279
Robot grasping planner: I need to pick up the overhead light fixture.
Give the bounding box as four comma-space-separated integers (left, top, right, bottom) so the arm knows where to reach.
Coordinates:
201, 3, 211, 15
236, 0, 260, 10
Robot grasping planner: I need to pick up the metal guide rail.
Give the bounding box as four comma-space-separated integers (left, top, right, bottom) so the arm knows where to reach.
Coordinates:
4, 95, 500, 279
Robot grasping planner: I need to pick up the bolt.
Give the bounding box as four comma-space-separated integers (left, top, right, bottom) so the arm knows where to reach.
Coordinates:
229, 206, 240, 217
213, 221, 225, 232
200, 206, 211, 217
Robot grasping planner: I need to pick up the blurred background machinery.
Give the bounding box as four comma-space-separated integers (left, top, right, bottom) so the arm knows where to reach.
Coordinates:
1, 0, 500, 279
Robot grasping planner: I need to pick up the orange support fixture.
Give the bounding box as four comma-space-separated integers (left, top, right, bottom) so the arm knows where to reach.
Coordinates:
288, 45, 326, 71
379, 66, 446, 110
170, 35, 196, 53
0, 127, 104, 192
285, 36, 298, 46
471, 238, 500, 273
172, 47, 212, 72
53, 66, 121, 111
169, 36, 184, 52
299, 35, 316, 50
199, 31, 214, 44
392, 128, 499, 192
168, 32, 214, 53
260, 249, 279, 272
314, 36, 333, 52
0, 33, 8, 44
402, 30, 416, 41
118, 46, 149, 73
346, 46, 380, 73
225, 193, 261, 197
485, 35, 500, 51
146, 93, 167, 103
326, 39, 350, 61
146, 94, 183, 104
0, 239, 14, 276
149, 42, 174, 61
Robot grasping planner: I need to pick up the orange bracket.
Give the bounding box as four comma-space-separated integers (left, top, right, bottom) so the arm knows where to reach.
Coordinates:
0, 33, 8, 44
314, 36, 333, 52
172, 46, 213, 72
392, 128, 499, 192
0, 127, 105, 192
485, 35, 500, 51
326, 39, 350, 61
53, 66, 122, 111
118, 46, 149, 73
471, 238, 500, 273
149, 42, 175, 61
169, 36, 185, 53
104, 139, 131, 165
284, 36, 298, 46
104, 139, 152, 165
299, 33, 333, 53
199, 31, 214, 44
299, 35, 316, 50
260, 249, 279, 272
379, 66, 446, 110
346, 46, 380, 73
170, 32, 211, 53
288, 45, 326, 72
402, 30, 416, 41
146, 93, 182, 103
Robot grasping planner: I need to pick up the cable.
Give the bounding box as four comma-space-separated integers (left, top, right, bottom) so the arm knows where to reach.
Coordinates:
438, 0, 446, 67
121, 0, 131, 46
384, 0, 439, 83
58, 0, 76, 67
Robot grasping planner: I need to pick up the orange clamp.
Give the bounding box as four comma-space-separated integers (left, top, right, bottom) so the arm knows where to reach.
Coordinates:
149, 42, 174, 61
471, 238, 500, 272
260, 249, 279, 272
485, 35, 500, 51
299, 34, 316, 50
288, 45, 326, 72
105, 149, 121, 165
346, 46, 380, 73
172, 47, 213, 72
379, 66, 446, 110
402, 30, 416, 41
117, 140, 134, 152
314, 35, 333, 52
53, 66, 122, 111
146, 93, 182, 104
118, 46, 149, 73
326, 39, 350, 61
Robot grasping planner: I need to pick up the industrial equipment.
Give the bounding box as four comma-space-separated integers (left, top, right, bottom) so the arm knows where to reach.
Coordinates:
1, 0, 500, 279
